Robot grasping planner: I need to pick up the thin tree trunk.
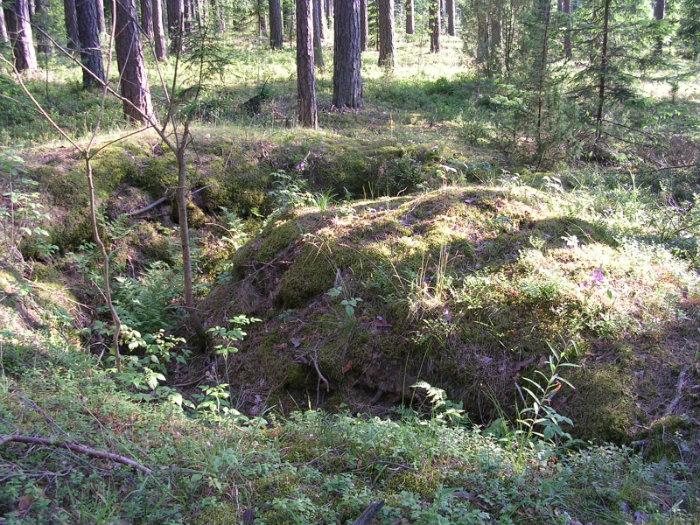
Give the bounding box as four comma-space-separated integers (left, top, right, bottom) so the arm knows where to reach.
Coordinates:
595, 0, 610, 143
316, 0, 324, 39
562, 0, 571, 59
378, 0, 395, 68
96, 0, 105, 32
152, 0, 167, 59
653, 0, 664, 54
269, 0, 283, 48
140, 0, 153, 38
34, 0, 51, 54
325, 0, 332, 26
27, 0, 33, 17
476, 10, 488, 63
76, 0, 105, 87
534, 0, 551, 157
0, 3, 8, 44
283, 0, 293, 42
63, 0, 79, 49
429, 0, 440, 53
333, 0, 362, 108
211, 0, 224, 32
166, 0, 184, 52
3, 0, 38, 71
359, 0, 368, 51
256, 0, 267, 35
297, 0, 318, 127
313, 0, 324, 67
446, 0, 455, 36
405, 0, 413, 34
115, 0, 154, 123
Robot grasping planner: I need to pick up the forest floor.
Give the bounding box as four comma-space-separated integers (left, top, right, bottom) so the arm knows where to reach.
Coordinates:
1, 35, 700, 523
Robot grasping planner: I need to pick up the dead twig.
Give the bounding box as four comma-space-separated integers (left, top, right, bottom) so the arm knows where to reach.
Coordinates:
352, 501, 385, 525
0, 434, 153, 474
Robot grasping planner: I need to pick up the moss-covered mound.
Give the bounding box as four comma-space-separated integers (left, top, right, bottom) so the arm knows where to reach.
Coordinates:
203, 186, 700, 445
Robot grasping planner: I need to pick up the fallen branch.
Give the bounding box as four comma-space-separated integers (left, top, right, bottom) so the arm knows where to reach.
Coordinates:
352, 501, 385, 525
0, 435, 153, 474
124, 185, 210, 218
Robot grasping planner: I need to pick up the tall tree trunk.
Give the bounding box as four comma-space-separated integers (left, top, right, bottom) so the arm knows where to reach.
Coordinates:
378, 0, 395, 68
76, 0, 105, 87
152, 0, 167, 59
269, 0, 283, 48
34, 0, 51, 54
446, 0, 455, 36
316, 0, 324, 39
27, 0, 33, 17
0, 3, 9, 44
429, 0, 440, 52
476, 10, 488, 63
3, 0, 37, 71
325, 0, 332, 25
166, 0, 184, 52
562, 0, 572, 59
359, 0, 368, 51
115, 0, 154, 124
405, 0, 413, 34
653, 0, 664, 54
297, 0, 318, 127
211, 0, 224, 32
333, 0, 362, 108
140, 0, 153, 38
313, 0, 324, 67
256, 0, 267, 35
283, 0, 293, 40
63, 0, 79, 49
594, 0, 610, 143
96, 0, 105, 32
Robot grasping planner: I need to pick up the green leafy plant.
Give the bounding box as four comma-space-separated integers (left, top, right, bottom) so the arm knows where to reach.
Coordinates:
411, 380, 468, 425
206, 314, 261, 359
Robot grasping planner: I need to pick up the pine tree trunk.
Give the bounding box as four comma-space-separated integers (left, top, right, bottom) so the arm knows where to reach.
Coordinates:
476, 11, 488, 63
359, 0, 368, 51
562, 0, 572, 59
429, 0, 440, 52
0, 3, 9, 44
140, 0, 153, 38
34, 0, 51, 54
115, 0, 154, 124
96, 0, 105, 32
63, 0, 80, 49
653, 0, 664, 20
405, 0, 413, 34
166, 0, 184, 52
4, 0, 38, 71
269, 0, 283, 48
378, 0, 395, 68
316, 0, 324, 39
325, 0, 332, 25
446, 0, 455, 36
256, 0, 267, 36
297, 0, 318, 127
595, 0, 610, 143
76, 0, 105, 87
313, 0, 324, 67
333, 0, 362, 108
152, 0, 167, 59
283, 0, 293, 40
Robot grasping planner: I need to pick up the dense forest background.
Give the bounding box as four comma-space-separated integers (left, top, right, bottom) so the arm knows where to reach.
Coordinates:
1, 0, 699, 522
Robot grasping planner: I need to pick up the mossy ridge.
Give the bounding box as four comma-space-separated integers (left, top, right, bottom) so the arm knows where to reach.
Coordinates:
207, 186, 700, 443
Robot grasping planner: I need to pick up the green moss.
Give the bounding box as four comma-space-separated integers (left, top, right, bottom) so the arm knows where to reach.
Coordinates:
564, 366, 638, 443
278, 244, 338, 308
134, 154, 177, 196
49, 207, 96, 250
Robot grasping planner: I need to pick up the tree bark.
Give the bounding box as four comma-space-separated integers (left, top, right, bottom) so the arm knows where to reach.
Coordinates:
0, 3, 8, 44
313, 0, 324, 67
3, 0, 38, 71
34, 0, 51, 54
296, 0, 317, 127
562, 0, 572, 59
96, 0, 105, 33
316, 0, 324, 39
63, 0, 80, 49
378, 0, 395, 68
151, 0, 167, 60
446, 0, 455, 36
405, 0, 413, 34
140, 0, 153, 38
256, 0, 266, 36
269, 0, 283, 48
76, 0, 105, 87
333, 0, 362, 108
115, 0, 154, 124
429, 0, 440, 53
324, 0, 332, 25
166, 0, 184, 52
594, 0, 610, 143
653, 0, 664, 20
359, 0, 368, 51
